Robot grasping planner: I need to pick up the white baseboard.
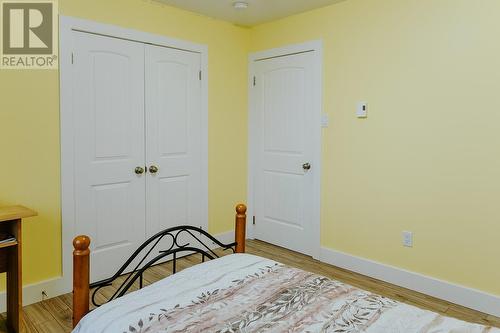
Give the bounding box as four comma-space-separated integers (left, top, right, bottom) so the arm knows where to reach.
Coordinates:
0, 277, 68, 312
212, 230, 235, 247
320, 246, 500, 317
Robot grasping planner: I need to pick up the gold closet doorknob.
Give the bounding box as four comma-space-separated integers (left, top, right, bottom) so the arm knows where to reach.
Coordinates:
134, 166, 145, 175
149, 165, 159, 174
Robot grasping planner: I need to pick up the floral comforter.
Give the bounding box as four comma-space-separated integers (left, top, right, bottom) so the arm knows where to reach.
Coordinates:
73, 254, 499, 333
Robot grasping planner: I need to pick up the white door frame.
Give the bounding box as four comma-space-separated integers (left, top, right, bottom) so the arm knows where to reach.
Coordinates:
59, 16, 209, 292
247, 40, 323, 259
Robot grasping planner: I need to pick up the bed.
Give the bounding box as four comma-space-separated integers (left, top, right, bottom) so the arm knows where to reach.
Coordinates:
72, 204, 499, 333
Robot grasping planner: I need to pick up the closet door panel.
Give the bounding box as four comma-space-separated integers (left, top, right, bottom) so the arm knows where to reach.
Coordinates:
145, 45, 202, 237
72, 32, 146, 282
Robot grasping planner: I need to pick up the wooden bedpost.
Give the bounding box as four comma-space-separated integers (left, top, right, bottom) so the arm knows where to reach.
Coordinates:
73, 235, 90, 328
235, 204, 247, 253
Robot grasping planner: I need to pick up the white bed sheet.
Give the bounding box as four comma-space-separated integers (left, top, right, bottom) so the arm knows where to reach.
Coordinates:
73, 254, 499, 333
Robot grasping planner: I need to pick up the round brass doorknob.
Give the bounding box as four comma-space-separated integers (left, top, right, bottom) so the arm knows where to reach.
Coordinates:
149, 165, 159, 174
134, 166, 145, 175
302, 163, 311, 171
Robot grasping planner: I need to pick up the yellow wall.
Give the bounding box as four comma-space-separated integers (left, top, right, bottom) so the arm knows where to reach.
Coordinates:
251, 0, 500, 295
2, 0, 499, 299
0, 0, 249, 285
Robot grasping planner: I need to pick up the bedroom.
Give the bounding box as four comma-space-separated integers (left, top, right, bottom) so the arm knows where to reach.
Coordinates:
0, 0, 499, 332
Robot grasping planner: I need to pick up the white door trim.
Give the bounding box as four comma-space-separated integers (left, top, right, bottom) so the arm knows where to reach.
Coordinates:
59, 16, 209, 292
247, 40, 323, 259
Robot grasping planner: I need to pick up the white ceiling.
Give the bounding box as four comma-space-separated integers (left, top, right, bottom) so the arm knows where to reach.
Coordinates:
156, 0, 346, 27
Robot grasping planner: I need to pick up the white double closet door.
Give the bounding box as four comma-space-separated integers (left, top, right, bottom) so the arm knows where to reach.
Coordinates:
72, 31, 203, 282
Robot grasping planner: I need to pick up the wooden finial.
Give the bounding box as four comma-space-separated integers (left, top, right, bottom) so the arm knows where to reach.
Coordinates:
73, 235, 91, 327
73, 235, 90, 253
236, 203, 247, 215
235, 204, 247, 253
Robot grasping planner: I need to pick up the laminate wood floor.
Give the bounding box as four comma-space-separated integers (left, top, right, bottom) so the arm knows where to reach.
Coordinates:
2, 239, 499, 332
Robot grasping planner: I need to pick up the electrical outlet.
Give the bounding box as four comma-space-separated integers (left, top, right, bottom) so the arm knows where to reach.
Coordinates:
356, 101, 368, 118
402, 231, 413, 247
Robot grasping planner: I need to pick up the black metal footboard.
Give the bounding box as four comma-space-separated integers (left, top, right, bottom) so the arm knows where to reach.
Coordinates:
89, 226, 236, 307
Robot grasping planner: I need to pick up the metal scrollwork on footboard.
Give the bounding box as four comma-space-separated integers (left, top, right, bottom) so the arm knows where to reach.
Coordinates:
89, 226, 236, 307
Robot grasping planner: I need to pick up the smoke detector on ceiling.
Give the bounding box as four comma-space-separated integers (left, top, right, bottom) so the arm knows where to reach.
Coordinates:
233, 1, 249, 10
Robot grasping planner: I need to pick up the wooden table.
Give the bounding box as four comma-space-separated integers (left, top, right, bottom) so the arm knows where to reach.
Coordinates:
0, 206, 37, 332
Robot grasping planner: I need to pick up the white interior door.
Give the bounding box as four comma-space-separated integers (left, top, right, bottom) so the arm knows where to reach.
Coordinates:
253, 51, 319, 256
145, 45, 203, 237
72, 32, 146, 282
